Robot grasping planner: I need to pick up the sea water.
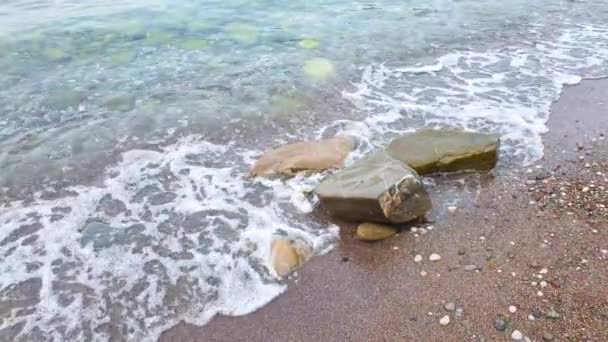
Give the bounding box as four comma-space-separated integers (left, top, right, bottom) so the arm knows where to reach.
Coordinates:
1, 0, 608, 340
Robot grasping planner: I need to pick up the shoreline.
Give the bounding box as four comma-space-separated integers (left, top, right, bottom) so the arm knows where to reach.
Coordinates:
160, 79, 608, 341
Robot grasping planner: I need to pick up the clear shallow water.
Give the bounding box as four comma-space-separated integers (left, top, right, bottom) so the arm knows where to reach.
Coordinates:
1, 0, 608, 341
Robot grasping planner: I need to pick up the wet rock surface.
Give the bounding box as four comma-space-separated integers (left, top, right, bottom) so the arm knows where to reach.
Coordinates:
250, 136, 355, 177
314, 152, 431, 223
385, 129, 500, 175
356, 223, 398, 241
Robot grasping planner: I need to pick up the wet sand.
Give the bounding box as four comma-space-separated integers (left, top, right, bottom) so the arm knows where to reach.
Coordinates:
160, 79, 608, 341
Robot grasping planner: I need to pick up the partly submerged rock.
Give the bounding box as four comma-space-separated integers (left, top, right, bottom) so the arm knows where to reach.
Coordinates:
314, 152, 431, 223
250, 136, 354, 177
356, 222, 398, 241
385, 129, 500, 175
270, 239, 312, 277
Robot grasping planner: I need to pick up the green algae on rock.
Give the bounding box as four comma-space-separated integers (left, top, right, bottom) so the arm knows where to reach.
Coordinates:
385, 129, 500, 175
314, 152, 431, 223
356, 222, 398, 241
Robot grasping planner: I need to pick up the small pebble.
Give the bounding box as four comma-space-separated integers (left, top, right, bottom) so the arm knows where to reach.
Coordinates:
444, 302, 456, 312
543, 332, 554, 341
464, 264, 478, 271
458, 248, 466, 255
509, 305, 517, 314
455, 308, 463, 317
447, 206, 457, 213
545, 310, 561, 320
537, 291, 544, 297
439, 315, 450, 326
414, 255, 422, 263
429, 253, 442, 261
491, 317, 506, 331
532, 309, 542, 318
393, 246, 399, 250
420, 270, 428, 277
539, 268, 548, 274
340, 256, 349, 262
511, 330, 523, 340
540, 281, 548, 288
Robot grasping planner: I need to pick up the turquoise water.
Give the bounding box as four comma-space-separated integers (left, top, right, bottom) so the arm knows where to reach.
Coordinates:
1, 1, 608, 341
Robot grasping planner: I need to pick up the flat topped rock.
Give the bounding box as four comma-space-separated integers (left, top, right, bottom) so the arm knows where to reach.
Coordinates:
314, 152, 431, 223
385, 129, 500, 175
250, 136, 354, 177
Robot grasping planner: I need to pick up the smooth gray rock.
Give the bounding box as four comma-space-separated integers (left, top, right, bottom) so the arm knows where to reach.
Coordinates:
314, 152, 431, 223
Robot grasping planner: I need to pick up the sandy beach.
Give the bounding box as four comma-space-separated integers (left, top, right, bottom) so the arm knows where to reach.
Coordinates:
160, 79, 608, 342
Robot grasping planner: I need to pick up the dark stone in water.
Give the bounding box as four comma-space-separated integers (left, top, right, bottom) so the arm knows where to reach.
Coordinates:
79, 222, 150, 251
0, 223, 43, 247
98, 194, 127, 217
43, 88, 83, 110
147, 192, 178, 206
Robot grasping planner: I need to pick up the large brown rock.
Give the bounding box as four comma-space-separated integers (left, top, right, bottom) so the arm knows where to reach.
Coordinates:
385, 129, 500, 175
314, 152, 431, 223
250, 136, 355, 177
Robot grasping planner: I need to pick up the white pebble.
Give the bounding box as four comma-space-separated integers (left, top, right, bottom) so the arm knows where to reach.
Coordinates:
511, 330, 523, 340
439, 315, 450, 326
447, 206, 457, 213
537, 291, 544, 297
414, 255, 422, 263
393, 246, 399, 250
539, 268, 548, 274
582, 187, 590, 193
531, 282, 538, 286
429, 254, 442, 261
479, 236, 486, 241
420, 270, 428, 277
427, 225, 434, 230
528, 314, 535, 321
509, 305, 517, 313
411, 227, 418, 233
540, 281, 548, 288
601, 249, 608, 255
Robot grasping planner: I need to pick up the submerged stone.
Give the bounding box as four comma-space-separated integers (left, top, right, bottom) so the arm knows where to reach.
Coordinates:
226, 23, 258, 45
105, 94, 136, 112
314, 152, 431, 223
44, 48, 68, 62
250, 136, 354, 177
298, 38, 320, 49
179, 38, 209, 50
270, 239, 311, 277
356, 222, 398, 241
385, 129, 500, 175
44, 88, 83, 110
303, 58, 335, 81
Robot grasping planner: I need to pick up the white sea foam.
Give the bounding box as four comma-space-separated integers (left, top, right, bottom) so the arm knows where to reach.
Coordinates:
0, 136, 338, 341
342, 24, 608, 165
